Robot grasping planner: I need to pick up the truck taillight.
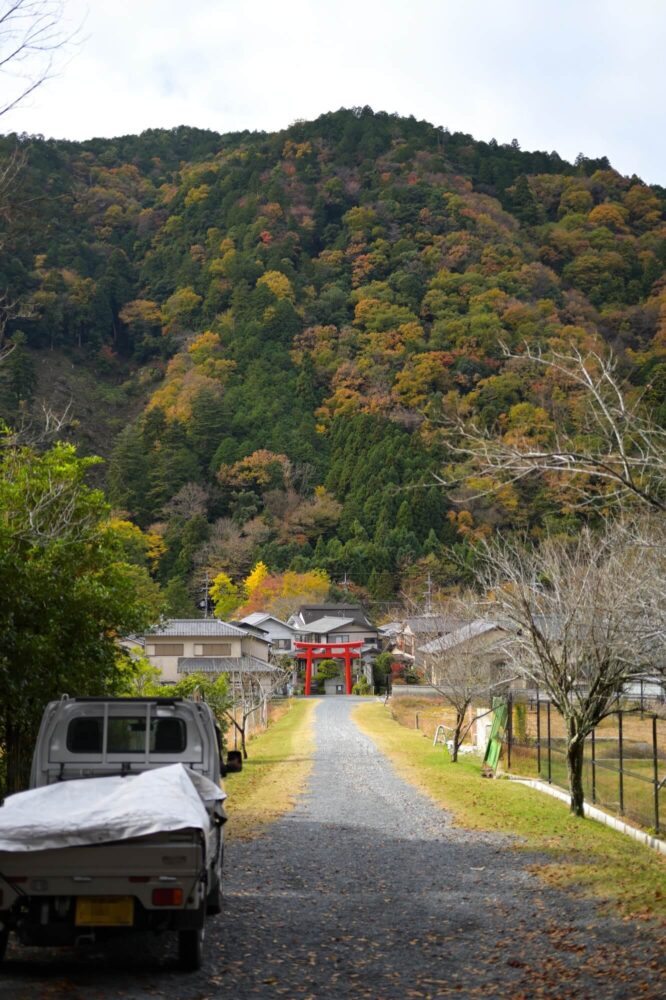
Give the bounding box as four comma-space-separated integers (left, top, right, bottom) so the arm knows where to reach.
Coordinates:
152, 888, 183, 906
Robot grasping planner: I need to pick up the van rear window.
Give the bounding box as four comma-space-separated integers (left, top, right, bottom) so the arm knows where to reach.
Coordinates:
66, 716, 187, 754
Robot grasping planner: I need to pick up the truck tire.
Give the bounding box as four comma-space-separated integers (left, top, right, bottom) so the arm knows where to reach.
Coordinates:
178, 925, 205, 971
206, 875, 222, 916
207, 843, 223, 915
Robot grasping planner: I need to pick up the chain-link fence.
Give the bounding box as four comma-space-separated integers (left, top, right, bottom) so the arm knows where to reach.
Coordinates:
505, 698, 666, 833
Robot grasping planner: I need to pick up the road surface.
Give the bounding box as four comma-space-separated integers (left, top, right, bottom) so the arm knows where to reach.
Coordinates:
1, 698, 663, 998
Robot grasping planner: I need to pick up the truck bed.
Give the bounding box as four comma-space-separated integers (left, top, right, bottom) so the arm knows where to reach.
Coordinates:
0, 829, 211, 946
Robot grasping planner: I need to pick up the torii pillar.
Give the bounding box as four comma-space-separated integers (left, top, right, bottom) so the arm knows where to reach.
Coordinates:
304, 647, 314, 696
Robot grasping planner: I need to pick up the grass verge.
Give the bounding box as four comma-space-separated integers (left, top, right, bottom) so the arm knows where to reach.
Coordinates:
354, 702, 666, 921
223, 698, 318, 840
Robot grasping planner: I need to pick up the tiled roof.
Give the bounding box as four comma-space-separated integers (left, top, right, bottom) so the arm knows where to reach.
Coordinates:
299, 616, 355, 634
378, 622, 402, 637
229, 620, 271, 639
418, 621, 503, 655
241, 612, 294, 630
148, 618, 247, 638
178, 656, 278, 674
298, 604, 373, 628
242, 612, 270, 625
405, 615, 463, 635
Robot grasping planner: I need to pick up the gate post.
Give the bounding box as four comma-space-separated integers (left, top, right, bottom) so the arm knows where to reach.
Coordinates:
304, 649, 313, 696
344, 649, 352, 695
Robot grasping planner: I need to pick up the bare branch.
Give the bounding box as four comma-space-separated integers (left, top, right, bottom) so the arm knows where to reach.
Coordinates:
0, 1, 82, 119
443, 343, 666, 512
474, 521, 660, 813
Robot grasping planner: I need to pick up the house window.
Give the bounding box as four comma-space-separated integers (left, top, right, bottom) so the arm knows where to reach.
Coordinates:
331, 634, 349, 643
195, 643, 232, 656
151, 643, 184, 656
276, 639, 291, 650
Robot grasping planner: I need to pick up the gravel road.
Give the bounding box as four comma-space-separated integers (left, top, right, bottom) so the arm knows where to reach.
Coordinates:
1, 697, 663, 999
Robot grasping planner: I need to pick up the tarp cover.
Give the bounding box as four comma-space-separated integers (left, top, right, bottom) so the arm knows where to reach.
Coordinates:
0, 764, 226, 853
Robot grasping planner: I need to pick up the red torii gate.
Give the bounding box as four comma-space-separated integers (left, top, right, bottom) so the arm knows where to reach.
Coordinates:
294, 641, 364, 695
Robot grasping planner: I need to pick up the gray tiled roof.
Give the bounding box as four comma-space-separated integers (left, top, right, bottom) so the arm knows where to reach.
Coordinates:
418, 621, 503, 655
178, 656, 278, 675
242, 612, 271, 626
300, 616, 355, 634
405, 615, 463, 635
298, 604, 374, 628
241, 612, 294, 630
149, 618, 247, 638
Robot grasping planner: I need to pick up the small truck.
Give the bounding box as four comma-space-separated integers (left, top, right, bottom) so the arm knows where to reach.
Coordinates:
0, 695, 237, 970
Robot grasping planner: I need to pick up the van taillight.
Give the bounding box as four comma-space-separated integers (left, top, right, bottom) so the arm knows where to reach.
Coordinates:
152, 888, 183, 906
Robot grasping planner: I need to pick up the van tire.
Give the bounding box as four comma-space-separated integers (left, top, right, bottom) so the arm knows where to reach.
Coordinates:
178, 925, 204, 971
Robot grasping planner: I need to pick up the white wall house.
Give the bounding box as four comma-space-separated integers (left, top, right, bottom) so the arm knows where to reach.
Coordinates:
144, 619, 273, 685
239, 613, 297, 657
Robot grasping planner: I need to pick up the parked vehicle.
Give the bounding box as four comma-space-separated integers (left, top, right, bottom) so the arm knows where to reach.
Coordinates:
0, 695, 238, 970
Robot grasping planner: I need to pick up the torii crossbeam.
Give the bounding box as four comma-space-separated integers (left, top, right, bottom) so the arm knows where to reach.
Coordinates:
293, 641, 364, 695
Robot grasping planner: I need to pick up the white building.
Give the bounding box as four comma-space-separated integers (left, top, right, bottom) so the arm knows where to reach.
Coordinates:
238, 613, 297, 657
144, 619, 274, 685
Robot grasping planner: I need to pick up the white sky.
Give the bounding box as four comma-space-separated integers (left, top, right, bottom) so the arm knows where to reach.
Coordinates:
2, 0, 665, 184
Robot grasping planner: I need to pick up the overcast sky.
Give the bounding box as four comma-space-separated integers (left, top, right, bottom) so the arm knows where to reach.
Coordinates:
3, 0, 665, 184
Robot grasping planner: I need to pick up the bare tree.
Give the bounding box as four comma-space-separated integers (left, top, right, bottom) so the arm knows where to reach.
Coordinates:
224, 661, 290, 760
441, 344, 666, 512
0, 2, 81, 366
420, 617, 507, 761
0, 1, 79, 119
476, 522, 653, 816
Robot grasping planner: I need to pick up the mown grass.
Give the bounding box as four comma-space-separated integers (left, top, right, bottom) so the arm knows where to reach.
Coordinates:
223, 698, 318, 840
354, 702, 666, 921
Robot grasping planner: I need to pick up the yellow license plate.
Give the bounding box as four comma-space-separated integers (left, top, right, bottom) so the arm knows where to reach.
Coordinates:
75, 896, 134, 927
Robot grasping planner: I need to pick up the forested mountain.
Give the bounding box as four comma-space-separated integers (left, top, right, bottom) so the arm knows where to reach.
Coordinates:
2, 107, 665, 607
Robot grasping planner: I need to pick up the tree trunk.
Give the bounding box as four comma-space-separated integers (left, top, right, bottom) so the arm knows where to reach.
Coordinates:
566, 733, 586, 817
451, 710, 465, 763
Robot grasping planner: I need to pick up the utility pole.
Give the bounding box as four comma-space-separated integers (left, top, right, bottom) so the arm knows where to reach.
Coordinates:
424, 571, 433, 615
203, 569, 210, 619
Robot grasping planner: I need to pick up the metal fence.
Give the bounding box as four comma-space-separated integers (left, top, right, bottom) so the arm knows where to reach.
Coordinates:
504, 698, 666, 834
